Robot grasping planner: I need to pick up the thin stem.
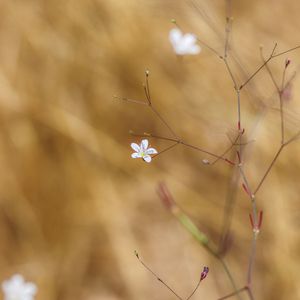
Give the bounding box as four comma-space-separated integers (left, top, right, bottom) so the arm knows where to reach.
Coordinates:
172, 202, 242, 300
150, 106, 179, 139
152, 142, 179, 159
237, 89, 241, 132
135, 252, 183, 300
247, 234, 257, 286
196, 36, 223, 58
272, 45, 300, 58
223, 57, 238, 89
217, 287, 247, 300
218, 166, 240, 254
281, 65, 287, 92
224, 0, 232, 58
187, 0, 223, 41
186, 278, 201, 300
285, 130, 300, 145
145, 71, 152, 105
130, 132, 178, 143
260, 48, 285, 143
239, 43, 278, 89
181, 141, 235, 164
114, 95, 148, 105
218, 257, 243, 300
246, 287, 255, 300
253, 144, 284, 195
211, 134, 240, 165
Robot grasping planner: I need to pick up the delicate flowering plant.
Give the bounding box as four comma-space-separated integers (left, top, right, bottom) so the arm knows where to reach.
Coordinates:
169, 28, 201, 55
118, 3, 300, 299
2, 274, 37, 300
131, 139, 157, 163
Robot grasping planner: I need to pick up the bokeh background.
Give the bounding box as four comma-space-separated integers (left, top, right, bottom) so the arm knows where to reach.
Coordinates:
0, 0, 300, 299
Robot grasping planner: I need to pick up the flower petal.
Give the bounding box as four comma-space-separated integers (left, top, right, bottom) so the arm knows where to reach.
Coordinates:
143, 155, 152, 163
131, 153, 141, 158
181, 33, 197, 49
188, 44, 201, 55
131, 143, 140, 152
169, 28, 182, 46
140, 139, 148, 150
24, 282, 37, 296
146, 148, 158, 155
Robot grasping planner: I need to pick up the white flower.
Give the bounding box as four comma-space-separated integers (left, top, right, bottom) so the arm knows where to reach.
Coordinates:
131, 139, 158, 163
2, 274, 37, 300
169, 28, 201, 55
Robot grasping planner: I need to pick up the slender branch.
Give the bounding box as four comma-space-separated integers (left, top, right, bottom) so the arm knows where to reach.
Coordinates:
285, 130, 300, 145
239, 43, 278, 89
223, 57, 238, 89
181, 141, 235, 165
152, 142, 179, 159
259, 49, 280, 93
246, 287, 255, 300
114, 95, 148, 105
130, 132, 178, 143
186, 0, 224, 41
247, 234, 257, 286
253, 144, 284, 195
150, 105, 179, 139
218, 257, 243, 300
211, 133, 240, 165
272, 45, 300, 58
186, 277, 201, 300
130, 132, 235, 164
224, 0, 233, 58
145, 70, 152, 105
134, 251, 183, 300
217, 287, 247, 300
196, 36, 223, 58
218, 166, 240, 254
260, 48, 285, 143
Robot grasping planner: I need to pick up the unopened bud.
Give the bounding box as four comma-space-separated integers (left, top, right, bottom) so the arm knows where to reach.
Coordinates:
200, 266, 209, 281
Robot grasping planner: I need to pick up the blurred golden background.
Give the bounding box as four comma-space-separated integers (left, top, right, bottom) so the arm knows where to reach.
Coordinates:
0, 0, 300, 299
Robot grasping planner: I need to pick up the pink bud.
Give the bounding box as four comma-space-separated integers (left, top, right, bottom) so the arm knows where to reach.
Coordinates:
200, 266, 209, 281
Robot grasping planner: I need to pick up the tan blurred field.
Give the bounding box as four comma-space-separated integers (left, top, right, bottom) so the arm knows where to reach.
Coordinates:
0, 0, 300, 299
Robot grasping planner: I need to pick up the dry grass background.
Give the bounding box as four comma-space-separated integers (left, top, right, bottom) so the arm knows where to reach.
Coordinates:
0, 0, 300, 299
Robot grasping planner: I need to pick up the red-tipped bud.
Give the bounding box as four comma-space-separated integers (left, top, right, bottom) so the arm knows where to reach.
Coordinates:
242, 183, 251, 196
249, 213, 254, 229
249, 210, 263, 234
200, 266, 209, 281
157, 182, 176, 210
237, 151, 241, 164
225, 158, 235, 166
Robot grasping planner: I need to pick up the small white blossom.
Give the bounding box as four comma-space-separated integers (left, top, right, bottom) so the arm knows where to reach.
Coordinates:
2, 274, 37, 300
131, 139, 158, 163
169, 28, 201, 55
